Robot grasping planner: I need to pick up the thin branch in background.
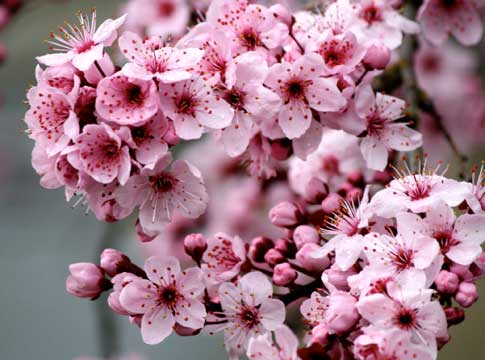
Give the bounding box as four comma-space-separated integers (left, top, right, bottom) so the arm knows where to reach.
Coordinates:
95, 221, 127, 358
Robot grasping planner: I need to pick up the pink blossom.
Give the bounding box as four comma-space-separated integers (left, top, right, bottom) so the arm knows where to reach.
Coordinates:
31, 143, 62, 190
354, 329, 434, 360
109, 272, 142, 315
417, 0, 483, 46
202, 232, 247, 284
207, 0, 288, 56
363, 230, 440, 281
396, 203, 485, 266
85, 180, 134, 222
353, 0, 419, 50
118, 31, 204, 82
120, 256, 206, 344
219, 51, 282, 157
159, 76, 234, 140
307, 31, 366, 76
317, 187, 372, 271
247, 325, 299, 360
123, 0, 190, 38
212, 272, 286, 355
25, 86, 79, 156
265, 54, 346, 139
115, 153, 208, 231
34, 63, 80, 96
96, 73, 159, 126
352, 85, 422, 171
369, 165, 471, 217
178, 23, 236, 86
126, 111, 169, 166
75, 124, 131, 185
357, 272, 447, 346
37, 10, 127, 71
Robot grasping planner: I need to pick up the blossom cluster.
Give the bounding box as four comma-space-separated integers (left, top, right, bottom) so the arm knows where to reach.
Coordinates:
67, 162, 485, 359
22, 0, 485, 359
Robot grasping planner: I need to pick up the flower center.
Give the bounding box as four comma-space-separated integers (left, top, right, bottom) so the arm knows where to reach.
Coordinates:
239, 306, 260, 328
395, 307, 417, 330
76, 39, 95, 54
102, 142, 120, 159
158, 285, 180, 308
224, 88, 245, 110
176, 95, 196, 115
390, 248, 414, 271
150, 173, 177, 193
360, 5, 382, 24
159, 2, 175, 17
441, 0, 459, 9
366, 115, 386, 138
434, 230, 459, 254
287, 80, 305, 99
125, 84, 144, 105
240, 29, 260, 50
403, 176, 431, 201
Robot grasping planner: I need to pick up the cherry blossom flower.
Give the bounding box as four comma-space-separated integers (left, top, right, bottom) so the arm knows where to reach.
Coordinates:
212, 272, 286, 355
247, 325, 299, 360
397, 203, 485, 266
123, 0, 190, 38
96, 73, 159, 126
369, 163, 471, 217
357, 272, 447, 347
353, 0, 419, 50
265, 54, 346, 139
363, 230, 440, 282
27, 89, 81, 159
218, 51, 282, 157
128, 112, 169, 166
417, 0, 484, 46
118, 31, 204, 82
75, 123, 131, 185
354, 329, 434, 360
115, 153, 208, 231
207, 0, 288, 56
37, 10, 127, 71
120, 256, 206, 344
159, 76, 233, 140
352, 85, 423, 171
317, 187, 372, 271
202, 233, 247, 284
307, 31, 366, 76
178, 23, 236, 86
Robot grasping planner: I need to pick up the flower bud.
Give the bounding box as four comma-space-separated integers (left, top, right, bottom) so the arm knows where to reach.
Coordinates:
444, 306, 465, 326
274, 238, 297, 257
455, 282, 479, 308
271, 139, 292, 161
435, 270, 459, 295
449, 263, 473, 281
66, 263, 107, 299
273, 263, 297, 286
363, 44, 391, 70
310, 323, 330, 347
293, 225, 319, 249
304, 177, 328, 204
100, 248, 127, 277
325, 265, 357, 291
325, 292, 360, 334
269, 201, 302, 227
249, 236, 274, 263
346, 170, 364, 187
264, 249, 285, 267
321, 193, 343, 214
184, 233, 208, 264
296, 243, 330, 273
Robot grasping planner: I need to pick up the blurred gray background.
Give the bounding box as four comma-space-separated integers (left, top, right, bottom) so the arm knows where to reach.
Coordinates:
0, 1, 484, 359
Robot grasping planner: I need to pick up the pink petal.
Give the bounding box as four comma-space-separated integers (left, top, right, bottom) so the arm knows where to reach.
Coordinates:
360, 136, 388, 171
278, 100, 312, 139
141, 307, 174, 345
144, 256, 181, 286
119, 279, 158, 314
259, 298, 286, 330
